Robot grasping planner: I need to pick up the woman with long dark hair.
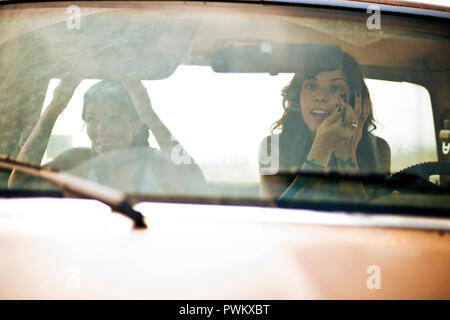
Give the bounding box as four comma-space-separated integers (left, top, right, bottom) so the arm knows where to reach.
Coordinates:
259, 52, 390, 200
9, 79, 207, 194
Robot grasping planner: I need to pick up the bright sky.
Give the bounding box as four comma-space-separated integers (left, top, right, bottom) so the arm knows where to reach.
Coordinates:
45, 65, 437, 182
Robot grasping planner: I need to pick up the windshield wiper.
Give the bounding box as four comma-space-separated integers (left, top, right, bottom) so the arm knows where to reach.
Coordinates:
0, 155, 147, 229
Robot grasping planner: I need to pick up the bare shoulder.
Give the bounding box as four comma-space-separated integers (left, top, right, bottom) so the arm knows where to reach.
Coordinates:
375, 136, 391, 174
375, 136, 389, 150
375, 136, 390, 158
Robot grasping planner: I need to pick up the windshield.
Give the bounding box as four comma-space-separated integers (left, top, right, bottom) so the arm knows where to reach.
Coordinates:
1, 1, 449, 213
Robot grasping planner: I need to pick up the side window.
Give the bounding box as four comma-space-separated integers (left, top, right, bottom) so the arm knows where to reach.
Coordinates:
366, 79, 437, 173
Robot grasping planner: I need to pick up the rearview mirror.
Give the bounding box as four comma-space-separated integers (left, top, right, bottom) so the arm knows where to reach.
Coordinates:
211, 43, 343, 74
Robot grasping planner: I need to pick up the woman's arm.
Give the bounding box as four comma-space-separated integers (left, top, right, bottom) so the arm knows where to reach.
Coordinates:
8, 148, 94, 189
122, 80, 208, 193
13, 79, 80, 166
8, 79, 80, 188
280, 94, 370, 201
122, 80, 194, 160
258, 134, 333, 200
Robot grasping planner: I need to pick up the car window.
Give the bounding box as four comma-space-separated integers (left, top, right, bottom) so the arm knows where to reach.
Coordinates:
40, 77, 439, 179
1, 1, 449, 212
366, 79, 437, 173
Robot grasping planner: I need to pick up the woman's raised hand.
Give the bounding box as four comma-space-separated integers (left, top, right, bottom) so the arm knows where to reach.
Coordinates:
332, 93, 363, 159
47, 78, 81, 116
313, 100, 351, 147
121, 79, 158, 124
307, 92, 368, 167
9, 78, 81, 172
306, 104, 344, 167
121, 79, 179, 155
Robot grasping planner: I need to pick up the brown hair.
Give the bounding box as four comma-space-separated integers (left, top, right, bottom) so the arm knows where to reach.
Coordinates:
271, 52, 380, 172
82, 80, 149, 147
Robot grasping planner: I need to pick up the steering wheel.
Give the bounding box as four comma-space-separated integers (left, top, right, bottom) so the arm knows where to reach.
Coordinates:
386, 161, 450, 193
369, 161, 450, 205
391, 161, 450, 180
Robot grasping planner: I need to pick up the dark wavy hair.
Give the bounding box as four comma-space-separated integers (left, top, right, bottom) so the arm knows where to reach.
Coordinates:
271, 52, 380, 173
82, 80, 149, 147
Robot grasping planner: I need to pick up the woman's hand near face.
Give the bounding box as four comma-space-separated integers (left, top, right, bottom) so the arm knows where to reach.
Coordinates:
333, 93, 369, 201
300, 93, 369, 202
47, 78, 82, 117
332, 93, 366, 163
307, 93, 368, 169
121, 79, 207, 192
121, 79, 179, 155
121, 79, 158, 124
121, 79, 193, 159
305, 100, 347, 167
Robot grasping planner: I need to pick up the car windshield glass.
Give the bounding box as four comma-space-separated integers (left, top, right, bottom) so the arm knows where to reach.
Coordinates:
1, 1, 449, 213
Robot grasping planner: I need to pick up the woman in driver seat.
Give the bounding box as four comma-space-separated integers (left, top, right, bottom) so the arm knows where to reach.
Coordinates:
259, 52, 391, 201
